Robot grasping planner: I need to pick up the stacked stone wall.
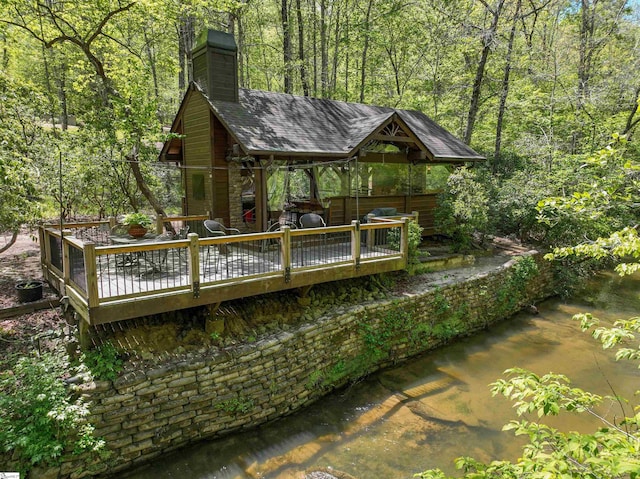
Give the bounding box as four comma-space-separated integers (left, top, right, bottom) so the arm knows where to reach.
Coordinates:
40, 252, 555, 478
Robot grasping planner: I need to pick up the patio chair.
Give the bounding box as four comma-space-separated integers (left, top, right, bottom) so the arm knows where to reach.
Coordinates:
298, 213, 327, 266
203, 220, 240, 237
260, 220, 297, 252
150, 227, 189, 272
177, 226, 190, 239
203, 220, 240, 276
299, 213, 326, 229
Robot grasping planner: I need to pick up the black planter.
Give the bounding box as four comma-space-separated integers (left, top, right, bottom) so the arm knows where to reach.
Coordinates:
15, 281, 44, 303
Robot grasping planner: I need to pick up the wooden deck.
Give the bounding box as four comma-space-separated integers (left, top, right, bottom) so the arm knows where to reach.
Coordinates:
40, 217, 409, 326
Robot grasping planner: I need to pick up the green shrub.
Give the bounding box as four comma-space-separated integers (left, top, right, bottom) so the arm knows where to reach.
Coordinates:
435, 167, 489, 252
388, 219, 424, 265
82, 341, 123, 381
0, 351, 104, 472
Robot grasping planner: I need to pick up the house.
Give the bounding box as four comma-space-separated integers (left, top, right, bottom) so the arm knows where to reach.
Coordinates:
160, 30, 484, 235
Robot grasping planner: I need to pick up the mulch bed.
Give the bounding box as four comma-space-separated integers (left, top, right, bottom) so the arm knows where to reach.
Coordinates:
0, 232, 63, 359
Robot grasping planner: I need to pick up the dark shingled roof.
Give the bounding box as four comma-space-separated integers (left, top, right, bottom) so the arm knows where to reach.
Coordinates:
198, 85, 484, 161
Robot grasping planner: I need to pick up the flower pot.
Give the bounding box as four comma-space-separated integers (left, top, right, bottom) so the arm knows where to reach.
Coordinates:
127, 224, 148, 238
15, 281, 44, 303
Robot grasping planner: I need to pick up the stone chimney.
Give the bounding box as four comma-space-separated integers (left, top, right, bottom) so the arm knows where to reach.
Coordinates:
192, 29, 238, 102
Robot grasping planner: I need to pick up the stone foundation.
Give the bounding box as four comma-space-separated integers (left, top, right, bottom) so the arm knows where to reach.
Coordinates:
28, 252, 555, 478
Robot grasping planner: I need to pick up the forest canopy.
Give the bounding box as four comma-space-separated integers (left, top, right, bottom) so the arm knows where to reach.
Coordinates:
2, 2, 640, 476
0, 0, 639, 247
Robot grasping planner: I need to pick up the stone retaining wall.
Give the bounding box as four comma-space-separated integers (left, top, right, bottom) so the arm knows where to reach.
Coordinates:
45, 252, 555, 478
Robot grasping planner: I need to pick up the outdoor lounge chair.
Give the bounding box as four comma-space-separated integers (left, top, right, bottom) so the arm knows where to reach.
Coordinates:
203, 220, 240, 237
298, 213, 327, 266
299, 213, 326, 229
203, 220, 241, 276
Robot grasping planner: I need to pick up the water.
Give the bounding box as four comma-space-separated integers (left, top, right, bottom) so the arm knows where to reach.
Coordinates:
124, 271, 640, 479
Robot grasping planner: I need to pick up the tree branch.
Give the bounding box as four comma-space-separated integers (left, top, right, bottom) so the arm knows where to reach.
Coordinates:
37, 1, 81, 39
86, 2, 136, 46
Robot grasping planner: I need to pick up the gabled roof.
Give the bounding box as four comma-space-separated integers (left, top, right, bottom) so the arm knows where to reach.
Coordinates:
163, 83, 484, 162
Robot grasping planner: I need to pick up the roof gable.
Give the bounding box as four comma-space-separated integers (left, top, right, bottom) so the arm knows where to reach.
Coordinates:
167, 83, 484, 161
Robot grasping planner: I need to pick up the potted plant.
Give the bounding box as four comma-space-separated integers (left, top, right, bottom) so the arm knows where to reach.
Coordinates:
15, 280, 44, 302
121, 213, 153, 238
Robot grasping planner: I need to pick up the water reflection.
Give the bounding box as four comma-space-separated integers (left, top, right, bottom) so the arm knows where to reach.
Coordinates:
123, 272, 640, 479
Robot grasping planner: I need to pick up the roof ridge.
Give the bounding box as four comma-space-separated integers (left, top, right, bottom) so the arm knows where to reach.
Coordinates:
238, 87, 398, 111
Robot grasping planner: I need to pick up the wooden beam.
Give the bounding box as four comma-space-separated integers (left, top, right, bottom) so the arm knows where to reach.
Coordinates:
85, 257, 404, 325
372, 134, 416, 143
408, 150, 427, 162
0, 297, 61, 320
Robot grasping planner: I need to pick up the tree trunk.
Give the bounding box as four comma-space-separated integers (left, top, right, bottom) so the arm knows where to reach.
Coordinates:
622, 85, 640, 139
1, 34, 8, 71
359, 0, 374, 103
178, 15, 195, 92
0, 231, 18, 255
40, 43, 57, 134
578, 0, 596, 105
344, 2, 350, 101
281, 0, 293, 93
320, 0, 328, 97
464, 0, 505, 145
493, 0, 521, 170
311, 0, 318, 95
330, 1, 342, 95
178, 21, 186, 92
295, 0, 309, 96
143, 29, 160, 114
127, 149, 175, 234
56, 57, 69, 131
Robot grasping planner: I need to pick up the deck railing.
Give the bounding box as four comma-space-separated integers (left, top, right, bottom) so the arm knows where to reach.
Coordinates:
40, 216, 409, 325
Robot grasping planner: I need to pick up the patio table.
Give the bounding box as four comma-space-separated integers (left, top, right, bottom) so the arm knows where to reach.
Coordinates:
109, 232, 158, 245
108, 233, 162, 272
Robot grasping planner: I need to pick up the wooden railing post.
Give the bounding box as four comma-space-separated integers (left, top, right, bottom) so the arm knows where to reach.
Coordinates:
156, 215, 164, 234
411, 210, 419, 223
62, 230, 71, 295
400, 218, 409, 268
109, 216, 116, 229
38, 226, 46, 267
351, 220, 361, 269
187, 233, 201, 298
366, 213, 375, 250
43, 228, 51, 266
281, 226, 291, 282
83, 241, 99, 308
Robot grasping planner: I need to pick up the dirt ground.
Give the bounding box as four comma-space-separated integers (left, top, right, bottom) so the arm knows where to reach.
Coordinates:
0, 230, 62, 358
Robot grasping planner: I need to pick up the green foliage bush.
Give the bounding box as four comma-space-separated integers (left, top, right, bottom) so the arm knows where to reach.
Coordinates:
388, 219, 424, 265
418, 137, 640, 479
82, 341, 123, 381
0, 351, 104, 472
435, 167, 489, 252
0, 73, 43, 235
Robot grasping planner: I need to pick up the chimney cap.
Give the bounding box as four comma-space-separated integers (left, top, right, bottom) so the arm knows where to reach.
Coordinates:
193, 29, 237, 56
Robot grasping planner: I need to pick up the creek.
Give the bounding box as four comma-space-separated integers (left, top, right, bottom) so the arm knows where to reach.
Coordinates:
123, 270, 640, 479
